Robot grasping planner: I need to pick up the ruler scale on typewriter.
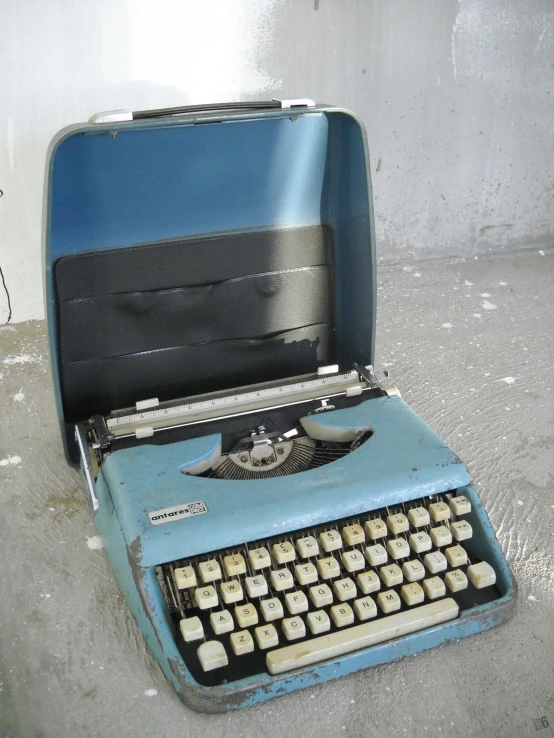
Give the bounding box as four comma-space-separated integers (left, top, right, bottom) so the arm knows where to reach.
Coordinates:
45, 98, 516, 712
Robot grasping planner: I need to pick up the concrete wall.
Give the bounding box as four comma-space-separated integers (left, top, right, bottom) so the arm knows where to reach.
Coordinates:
1, 0, 553, 323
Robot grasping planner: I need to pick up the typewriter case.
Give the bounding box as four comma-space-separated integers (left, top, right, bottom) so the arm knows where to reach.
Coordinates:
44, 101, 516, 711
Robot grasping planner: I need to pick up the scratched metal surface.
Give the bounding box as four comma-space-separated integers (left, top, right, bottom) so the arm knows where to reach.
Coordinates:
0, 251, 552, 737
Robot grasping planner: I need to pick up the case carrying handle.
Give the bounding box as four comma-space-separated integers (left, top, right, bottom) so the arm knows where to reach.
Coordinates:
89, 98, 316, 124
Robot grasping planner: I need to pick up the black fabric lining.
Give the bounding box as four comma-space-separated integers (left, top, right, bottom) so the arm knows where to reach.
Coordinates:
63, 321, 327, 364
54, 224, 335, 422
61, 323, 333, 421
55, 224, 332, 301
59, 266, 331, 363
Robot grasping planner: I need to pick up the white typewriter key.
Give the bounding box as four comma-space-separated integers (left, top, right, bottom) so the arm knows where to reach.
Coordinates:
429, 501, 451, 522
309, 583, 333, 608
307, 609, 331, 635
449, 495, 472, 516
342, 524, 365, 546
319, 529, 343, 552
220, 579, 244, 604
296, 536, 319, 558
270, 568, 294, 591
210, 609, 234, 635
260, 597, 284, 622
333, 577, 357, 602
402, 559, 426, 582
285, 590, 309, 614
317, 556, 341, 580
409, 531, 432, 554
423, 576, 446, 600
365, 518, 388, 540
266, 599, 460, 675
194, 585, 218, 610
272, 541, 296, 565
331, 603, 354, 627
387, 513, 409, 535
379, 563, 403, 587
445, 569, 468, 593
174, 565, 197, 590
248, 546, 271, 571
387, 537, 410, 560
255, 623, 279, 650
357, 570, 380, 594
341, 549, 366, 572
234, 603, 258, 628
223, 553, 246, 577
377, 589, 401, 614
198, 559, 222, 583
423, 551, 447, 574
365, 543, 388, 567
197, 640, 228, 672
408, 506, 430, 528
294, 562, 318, 585
353, 596, 377, 621
245, 574, 268, 598
450, 520, 473, 542
430, 525, 452, 548
179, 616, 204, 642
282, 616, 306, 641
401, 582, 425, 607
230, 630, 254, 656
445, 545, 467, 568
467, 561, 496, 589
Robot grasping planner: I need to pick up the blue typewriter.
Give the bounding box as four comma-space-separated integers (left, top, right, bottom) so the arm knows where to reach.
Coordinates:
44, 99, 516, 712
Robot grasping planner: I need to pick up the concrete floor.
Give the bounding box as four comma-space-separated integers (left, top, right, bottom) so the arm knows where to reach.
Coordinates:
1, 250, 553, 738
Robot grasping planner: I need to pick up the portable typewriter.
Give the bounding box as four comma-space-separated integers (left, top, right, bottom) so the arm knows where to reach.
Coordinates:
44, 99, 516, 712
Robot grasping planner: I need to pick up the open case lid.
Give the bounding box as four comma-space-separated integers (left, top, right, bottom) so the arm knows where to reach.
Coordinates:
43, 99, 376, 463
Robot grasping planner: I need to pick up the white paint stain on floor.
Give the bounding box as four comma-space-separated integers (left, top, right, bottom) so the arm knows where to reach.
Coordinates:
0, 455, 22, 466
3, 354, 41, 365
144, 689, 158, 697
482, 300, 497, 310
13, 390, 24, 401
86, 535, 104, 551
498, 376, 517, 384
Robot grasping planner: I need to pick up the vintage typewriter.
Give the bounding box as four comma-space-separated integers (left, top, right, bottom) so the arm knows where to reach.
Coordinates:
44, 99, 516, 712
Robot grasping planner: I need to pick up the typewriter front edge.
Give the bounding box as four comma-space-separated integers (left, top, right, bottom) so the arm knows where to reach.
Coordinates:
93, 481, 516, 713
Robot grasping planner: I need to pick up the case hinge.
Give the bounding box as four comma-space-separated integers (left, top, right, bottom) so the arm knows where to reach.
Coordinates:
273, 98, 316, 109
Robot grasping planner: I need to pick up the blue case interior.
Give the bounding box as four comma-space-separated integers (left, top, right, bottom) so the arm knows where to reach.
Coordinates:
44, 107, 376, 460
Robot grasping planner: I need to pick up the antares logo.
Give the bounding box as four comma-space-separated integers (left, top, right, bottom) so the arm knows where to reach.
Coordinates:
148, 501, 207, 526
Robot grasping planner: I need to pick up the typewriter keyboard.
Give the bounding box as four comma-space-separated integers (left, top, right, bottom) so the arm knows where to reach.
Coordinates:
158, 492, 500, 686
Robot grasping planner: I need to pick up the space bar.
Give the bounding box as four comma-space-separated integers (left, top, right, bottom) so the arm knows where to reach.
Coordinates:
266, 598, 459, 675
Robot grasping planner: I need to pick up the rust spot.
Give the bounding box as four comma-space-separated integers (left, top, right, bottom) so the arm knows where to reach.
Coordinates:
129, 535, 143, 565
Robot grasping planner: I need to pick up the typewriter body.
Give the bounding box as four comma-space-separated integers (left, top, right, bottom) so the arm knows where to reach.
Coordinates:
44, 100, 516, 712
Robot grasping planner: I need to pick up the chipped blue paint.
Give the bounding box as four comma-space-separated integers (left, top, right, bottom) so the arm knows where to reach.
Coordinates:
94, 477, 515, 712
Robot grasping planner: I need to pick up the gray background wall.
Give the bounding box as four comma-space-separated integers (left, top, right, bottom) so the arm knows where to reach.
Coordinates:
1, 0, 553, 323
